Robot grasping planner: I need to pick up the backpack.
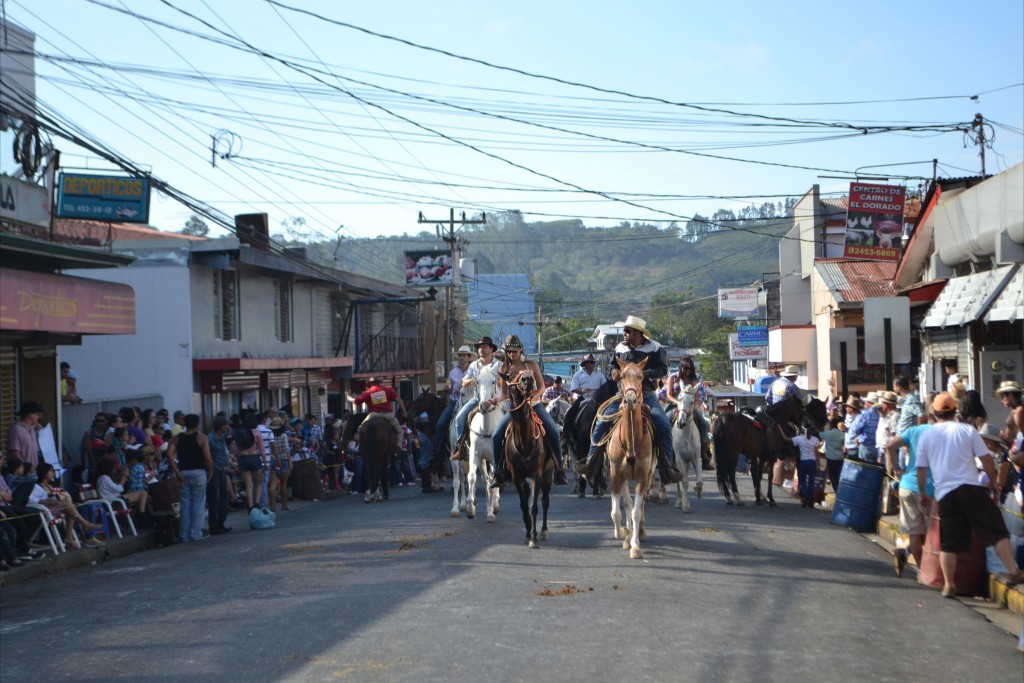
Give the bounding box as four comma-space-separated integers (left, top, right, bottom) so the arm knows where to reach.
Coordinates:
248, 506, 276, 530
235, 427, 255, 451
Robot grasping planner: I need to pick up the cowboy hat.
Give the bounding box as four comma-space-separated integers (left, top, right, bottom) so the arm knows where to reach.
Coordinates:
456, 345, 473, 356
978, 423, 1010, 446
877, 391, 898, 406
581, 353, 597, 364
844, 396, 863, 411
474, 336, 498, 351
502, 334, 524, 350
782, 365, 799, 377
948, 382, 966, 404
268, 417, 285, 430
616, 315, 651, 339
994, 380, 1022, 396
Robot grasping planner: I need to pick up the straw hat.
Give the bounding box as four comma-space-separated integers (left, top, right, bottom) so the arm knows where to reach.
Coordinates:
877, 391, 898, 406
616, 315, 652, 339
864, 391, 878, 405
456, 345, 473, 356
994, 380, 1022, 396
948, 382, 967, 404
268, 417, 285, 430
782, 365, 799, 377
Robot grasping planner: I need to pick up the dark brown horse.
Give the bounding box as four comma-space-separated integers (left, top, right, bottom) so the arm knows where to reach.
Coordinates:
712, 398, 827, 506
500, 369, 552, 548
351, 413, 398, 503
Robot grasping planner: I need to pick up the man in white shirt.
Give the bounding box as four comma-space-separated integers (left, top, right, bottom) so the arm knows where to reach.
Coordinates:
569, 353, 607, 400
916, 392, 1023, 597
452, 337, 502, 456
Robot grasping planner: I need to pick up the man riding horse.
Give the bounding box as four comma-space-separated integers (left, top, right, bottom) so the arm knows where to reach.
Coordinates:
578, 316, 684, 485
763, 365, 804, 430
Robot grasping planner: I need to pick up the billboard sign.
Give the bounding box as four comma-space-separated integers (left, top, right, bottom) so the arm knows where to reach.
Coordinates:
56, 173, 150, 223
863, 296, 911, 363
1, 175, 50, 230
405, 250, 453, 287
842, 182, 906, 261
737, 324, 768, 347
729, 333, 766, 360
718, 287, 759, 318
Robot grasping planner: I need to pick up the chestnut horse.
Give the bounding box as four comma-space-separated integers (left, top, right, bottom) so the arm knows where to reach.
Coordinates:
600, 358, 656, 559
500, 368, 552, 548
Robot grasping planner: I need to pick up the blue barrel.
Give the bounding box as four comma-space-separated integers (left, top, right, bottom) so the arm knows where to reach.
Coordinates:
830, 459, 885, 532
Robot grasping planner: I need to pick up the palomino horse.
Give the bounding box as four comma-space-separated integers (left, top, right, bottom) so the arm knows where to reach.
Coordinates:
654, 385, 703, 512
356, 413, 398, 503
602, 358, 656, 559
500, 368, 552, 548
448, 381, 475, 517
712, 397, 828, 506
464, 363, 505, 522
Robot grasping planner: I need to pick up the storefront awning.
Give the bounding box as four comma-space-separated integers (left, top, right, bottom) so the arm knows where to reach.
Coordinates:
922, 264, 1016, 328
985, 265, 1022, 323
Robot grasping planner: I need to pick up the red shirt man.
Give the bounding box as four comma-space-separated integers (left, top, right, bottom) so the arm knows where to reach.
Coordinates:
348, 379, 405, 415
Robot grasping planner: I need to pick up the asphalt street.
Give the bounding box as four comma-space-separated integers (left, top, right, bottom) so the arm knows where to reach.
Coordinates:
1, 472, 1021, 682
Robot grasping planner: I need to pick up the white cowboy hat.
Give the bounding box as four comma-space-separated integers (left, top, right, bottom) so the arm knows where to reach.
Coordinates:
978, 423, 1009, 446
994, 380, 1022, 396
456, 345, 473, 356
782, 365, 799, 377
616, 315, 651, 339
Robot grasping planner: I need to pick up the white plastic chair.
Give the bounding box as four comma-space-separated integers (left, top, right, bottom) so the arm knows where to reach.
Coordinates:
76, 484, 138, 538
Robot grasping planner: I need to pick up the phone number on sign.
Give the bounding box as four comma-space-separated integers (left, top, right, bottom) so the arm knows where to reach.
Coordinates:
62, 204, 113, 216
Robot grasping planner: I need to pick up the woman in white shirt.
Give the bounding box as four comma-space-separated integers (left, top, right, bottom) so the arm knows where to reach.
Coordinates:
29, 463, 102, 549
94, 457, 148, 514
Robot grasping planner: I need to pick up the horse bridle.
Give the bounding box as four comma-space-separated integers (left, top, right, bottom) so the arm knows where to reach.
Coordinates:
505, 369, 534, 413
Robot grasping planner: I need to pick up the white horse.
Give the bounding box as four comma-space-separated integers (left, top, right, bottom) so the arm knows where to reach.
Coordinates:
546, 393, 572, 431
465, 364, 505, 522
448, 382, 475, 517
654, 385, 703, 512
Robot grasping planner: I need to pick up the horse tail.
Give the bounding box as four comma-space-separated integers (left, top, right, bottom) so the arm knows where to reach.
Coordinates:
712, 418, 733, 497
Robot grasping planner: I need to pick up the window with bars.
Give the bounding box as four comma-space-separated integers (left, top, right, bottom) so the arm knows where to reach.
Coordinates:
331, 291, 347, 354
213, 270, 239, 341
275, 279, 293, 342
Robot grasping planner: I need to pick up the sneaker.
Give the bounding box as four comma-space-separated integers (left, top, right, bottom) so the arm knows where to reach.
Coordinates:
893, 548, 908, 578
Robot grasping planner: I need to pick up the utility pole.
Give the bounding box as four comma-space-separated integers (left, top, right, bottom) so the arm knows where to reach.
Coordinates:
417, 209, 487, 381
964, 113, 993, 177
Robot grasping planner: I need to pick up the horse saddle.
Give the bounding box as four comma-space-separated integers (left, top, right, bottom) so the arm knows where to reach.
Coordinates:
740, 406, 770, 431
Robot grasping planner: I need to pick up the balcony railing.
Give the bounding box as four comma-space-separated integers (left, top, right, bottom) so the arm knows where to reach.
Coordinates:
357, 334, 423, 374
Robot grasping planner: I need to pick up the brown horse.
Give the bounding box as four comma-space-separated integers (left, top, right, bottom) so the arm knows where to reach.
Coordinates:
603, 358, 656, 559
355, 413, 398, 503
500, 369, 552, 548
712, 397, 828, 506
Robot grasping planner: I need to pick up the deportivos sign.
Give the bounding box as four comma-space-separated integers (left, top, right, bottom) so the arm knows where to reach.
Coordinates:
56, 172, 150, 223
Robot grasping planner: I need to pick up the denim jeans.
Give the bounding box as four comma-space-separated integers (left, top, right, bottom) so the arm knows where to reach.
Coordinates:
178, 469, 208, 541
797, 460, 817, 501
858, 444, 879, 463
589, 391, 676, 463
454, 396, 480, 443
434, 400, 457, 451
493, 403, 563, 467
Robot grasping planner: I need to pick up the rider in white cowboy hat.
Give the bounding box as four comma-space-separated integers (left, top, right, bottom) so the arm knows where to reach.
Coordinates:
579, 315, 684, 484
451, 336, 502, 459
764, 365, 804, 416
434, 343, 475, 460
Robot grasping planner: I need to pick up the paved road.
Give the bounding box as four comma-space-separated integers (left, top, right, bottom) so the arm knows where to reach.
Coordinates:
1, 473, 1021, 682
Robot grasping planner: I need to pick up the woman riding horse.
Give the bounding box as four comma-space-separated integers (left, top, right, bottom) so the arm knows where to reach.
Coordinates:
487, 335, 567, 487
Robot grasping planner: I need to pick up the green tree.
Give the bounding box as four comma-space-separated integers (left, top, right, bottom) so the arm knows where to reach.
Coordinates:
181, 214, 209, 237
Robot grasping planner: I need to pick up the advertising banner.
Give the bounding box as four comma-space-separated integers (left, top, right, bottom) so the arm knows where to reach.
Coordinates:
0, 268, 136, 335
56, 172, 150, 223
842, 182, 906, 261
718, 287, 759, 318
405, 250, 454, 287
737, 324, 768, 347
728, 333, 766, 360
0, 174, 50, 230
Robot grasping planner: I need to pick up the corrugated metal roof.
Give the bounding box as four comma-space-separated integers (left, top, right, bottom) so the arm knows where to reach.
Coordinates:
984, 265, 1022, 323
923, 264, 1016, 328
815, 259, 898, 305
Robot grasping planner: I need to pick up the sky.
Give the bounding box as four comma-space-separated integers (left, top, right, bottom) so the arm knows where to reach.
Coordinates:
2, 0, 1022, 254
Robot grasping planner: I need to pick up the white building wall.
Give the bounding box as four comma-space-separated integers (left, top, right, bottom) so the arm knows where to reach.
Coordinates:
779, 225, 811, 326
59, 265, 194, 411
